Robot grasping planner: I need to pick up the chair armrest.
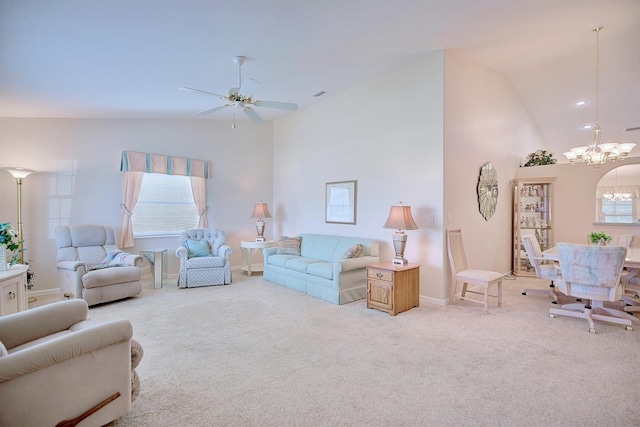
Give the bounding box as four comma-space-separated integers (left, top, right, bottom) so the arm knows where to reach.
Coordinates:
56, 260, 88, 272
176, 245, 188, 260
0, 300, 89, 351
0, 319, 133, 383
121, 253, 143, 267
216, 244, 233, 258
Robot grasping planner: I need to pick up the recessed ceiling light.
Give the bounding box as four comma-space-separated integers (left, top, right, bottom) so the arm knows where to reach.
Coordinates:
575, 100, 586, 106
582, 124, 593, 130
313, 91, 326, 97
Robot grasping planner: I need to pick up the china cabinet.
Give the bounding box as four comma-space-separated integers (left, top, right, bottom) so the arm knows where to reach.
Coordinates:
512, 177, 555, 277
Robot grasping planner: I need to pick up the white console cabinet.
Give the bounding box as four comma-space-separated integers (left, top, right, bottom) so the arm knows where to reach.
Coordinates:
0, 264, 28, 316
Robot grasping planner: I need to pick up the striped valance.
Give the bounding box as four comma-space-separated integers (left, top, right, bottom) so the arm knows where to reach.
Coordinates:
120, 151, 209, 178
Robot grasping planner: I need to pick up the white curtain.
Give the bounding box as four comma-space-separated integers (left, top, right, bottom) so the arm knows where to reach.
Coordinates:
119, 171, 144, 248
190, 176, 208, 228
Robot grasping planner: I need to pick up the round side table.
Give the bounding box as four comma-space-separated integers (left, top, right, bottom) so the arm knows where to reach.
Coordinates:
240, 240, 276, 276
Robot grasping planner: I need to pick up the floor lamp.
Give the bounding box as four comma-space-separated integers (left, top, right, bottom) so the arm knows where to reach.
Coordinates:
3, 167, 36, 301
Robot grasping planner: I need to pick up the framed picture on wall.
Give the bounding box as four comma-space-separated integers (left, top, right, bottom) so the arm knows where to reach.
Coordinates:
325, 180, 357, 224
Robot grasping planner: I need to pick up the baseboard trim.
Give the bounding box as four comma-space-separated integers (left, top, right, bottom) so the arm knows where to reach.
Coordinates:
420, 295, 448, 306
28, 288, 61, 297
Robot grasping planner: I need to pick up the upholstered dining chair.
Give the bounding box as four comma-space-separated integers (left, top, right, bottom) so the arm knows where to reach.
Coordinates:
521, 234, 559, 303
446, 229, 503, 314
549, 243, 638, 333
176, 228, 233, 288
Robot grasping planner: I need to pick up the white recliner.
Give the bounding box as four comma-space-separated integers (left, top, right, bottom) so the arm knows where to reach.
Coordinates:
55, 224, 143, 306
0, 299, 142, 426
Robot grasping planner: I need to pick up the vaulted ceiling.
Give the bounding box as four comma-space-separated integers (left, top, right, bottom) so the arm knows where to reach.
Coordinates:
1, 0, 638, 159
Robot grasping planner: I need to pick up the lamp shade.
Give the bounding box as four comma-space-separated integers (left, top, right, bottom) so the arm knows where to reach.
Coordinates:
3, 167, 36, 179
251, 202, 272, 219
383, 202, 418, 231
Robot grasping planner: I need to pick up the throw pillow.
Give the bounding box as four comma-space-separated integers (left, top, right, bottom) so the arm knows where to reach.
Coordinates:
0, 340, 8, 357
277, 236, 302, 256
185, 239, 211, 258
340, 243, 362, 259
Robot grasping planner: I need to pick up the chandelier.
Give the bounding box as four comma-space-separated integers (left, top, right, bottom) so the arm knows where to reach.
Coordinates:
564, 27, 636, 168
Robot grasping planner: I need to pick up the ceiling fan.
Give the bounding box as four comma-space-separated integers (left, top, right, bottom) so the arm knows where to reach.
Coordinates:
179, 56, 298, 127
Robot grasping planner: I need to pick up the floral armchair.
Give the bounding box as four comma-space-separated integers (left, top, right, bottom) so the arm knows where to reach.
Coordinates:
175, 229, 233, 288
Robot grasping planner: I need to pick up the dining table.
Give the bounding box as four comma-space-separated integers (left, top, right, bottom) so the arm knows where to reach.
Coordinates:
542, 245, 640, 312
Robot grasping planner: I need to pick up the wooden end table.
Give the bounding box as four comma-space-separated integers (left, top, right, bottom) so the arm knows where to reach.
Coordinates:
366, 262, 420, 316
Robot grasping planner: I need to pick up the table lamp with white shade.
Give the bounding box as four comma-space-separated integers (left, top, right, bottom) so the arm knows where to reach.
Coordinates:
383, 201, 418, 265
251, 201, 272, 242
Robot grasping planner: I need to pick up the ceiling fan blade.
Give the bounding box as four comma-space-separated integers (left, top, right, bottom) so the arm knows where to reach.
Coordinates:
196, 104, 231, 115
243, 107, 264, 125
238, 78, 261, 97
179, 86, 228, 99
625, 126, 640, 132
254, 100, 298, 111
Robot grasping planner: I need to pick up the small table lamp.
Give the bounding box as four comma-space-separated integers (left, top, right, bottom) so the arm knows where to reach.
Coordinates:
383, 201, 418, 264
251, 202, 272, 242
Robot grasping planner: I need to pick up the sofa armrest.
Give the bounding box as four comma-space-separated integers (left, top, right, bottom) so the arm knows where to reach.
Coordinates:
263, 247, 278, 260
0, 319, 132, 383
216, 244, 233, 259
0, 300, 89, 350
336, 256, 379, 273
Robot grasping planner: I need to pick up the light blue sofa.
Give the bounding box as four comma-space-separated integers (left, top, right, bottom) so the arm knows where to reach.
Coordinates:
262, 233, 380, 305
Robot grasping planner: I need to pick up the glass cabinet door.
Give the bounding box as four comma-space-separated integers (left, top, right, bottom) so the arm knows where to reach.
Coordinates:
512, 178, 555, 277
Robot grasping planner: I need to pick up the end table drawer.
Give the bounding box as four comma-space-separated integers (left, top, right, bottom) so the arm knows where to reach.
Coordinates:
367, 267, 393, 282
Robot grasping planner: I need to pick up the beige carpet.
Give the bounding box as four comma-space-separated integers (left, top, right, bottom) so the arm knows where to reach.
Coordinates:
33, 273, 640, 426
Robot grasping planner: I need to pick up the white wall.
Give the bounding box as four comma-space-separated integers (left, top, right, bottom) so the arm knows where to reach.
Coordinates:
0, 118, 273, 294
273, 52, 446, 301
443, 52, 545, 287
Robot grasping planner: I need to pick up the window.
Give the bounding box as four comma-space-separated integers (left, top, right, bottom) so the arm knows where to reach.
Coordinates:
131, 173, 199, 237
601, 198, 635, 223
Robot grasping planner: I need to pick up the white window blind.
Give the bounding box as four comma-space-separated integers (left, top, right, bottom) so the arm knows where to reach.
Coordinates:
601, 199, 635, 223
131, 173, 198, 237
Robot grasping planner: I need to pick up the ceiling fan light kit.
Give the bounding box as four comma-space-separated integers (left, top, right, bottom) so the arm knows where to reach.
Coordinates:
179, 56, 298, 128
564, 27, 636, 169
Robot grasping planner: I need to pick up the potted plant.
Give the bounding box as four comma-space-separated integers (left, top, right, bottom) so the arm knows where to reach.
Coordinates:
589, 231, 612, 246
523, 150, 557, 167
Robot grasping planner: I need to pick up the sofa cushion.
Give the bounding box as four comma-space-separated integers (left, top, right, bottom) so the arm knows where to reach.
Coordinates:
285, 257, 325, 274
277, 236, 302, 255
306, 262, 334, 280
267, 254, 298, 268
0, 340, 7, 357
186, 256, 225, 269
186, 239, 211, 258
82, 266, 142, 289
340, 243, 362, 259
